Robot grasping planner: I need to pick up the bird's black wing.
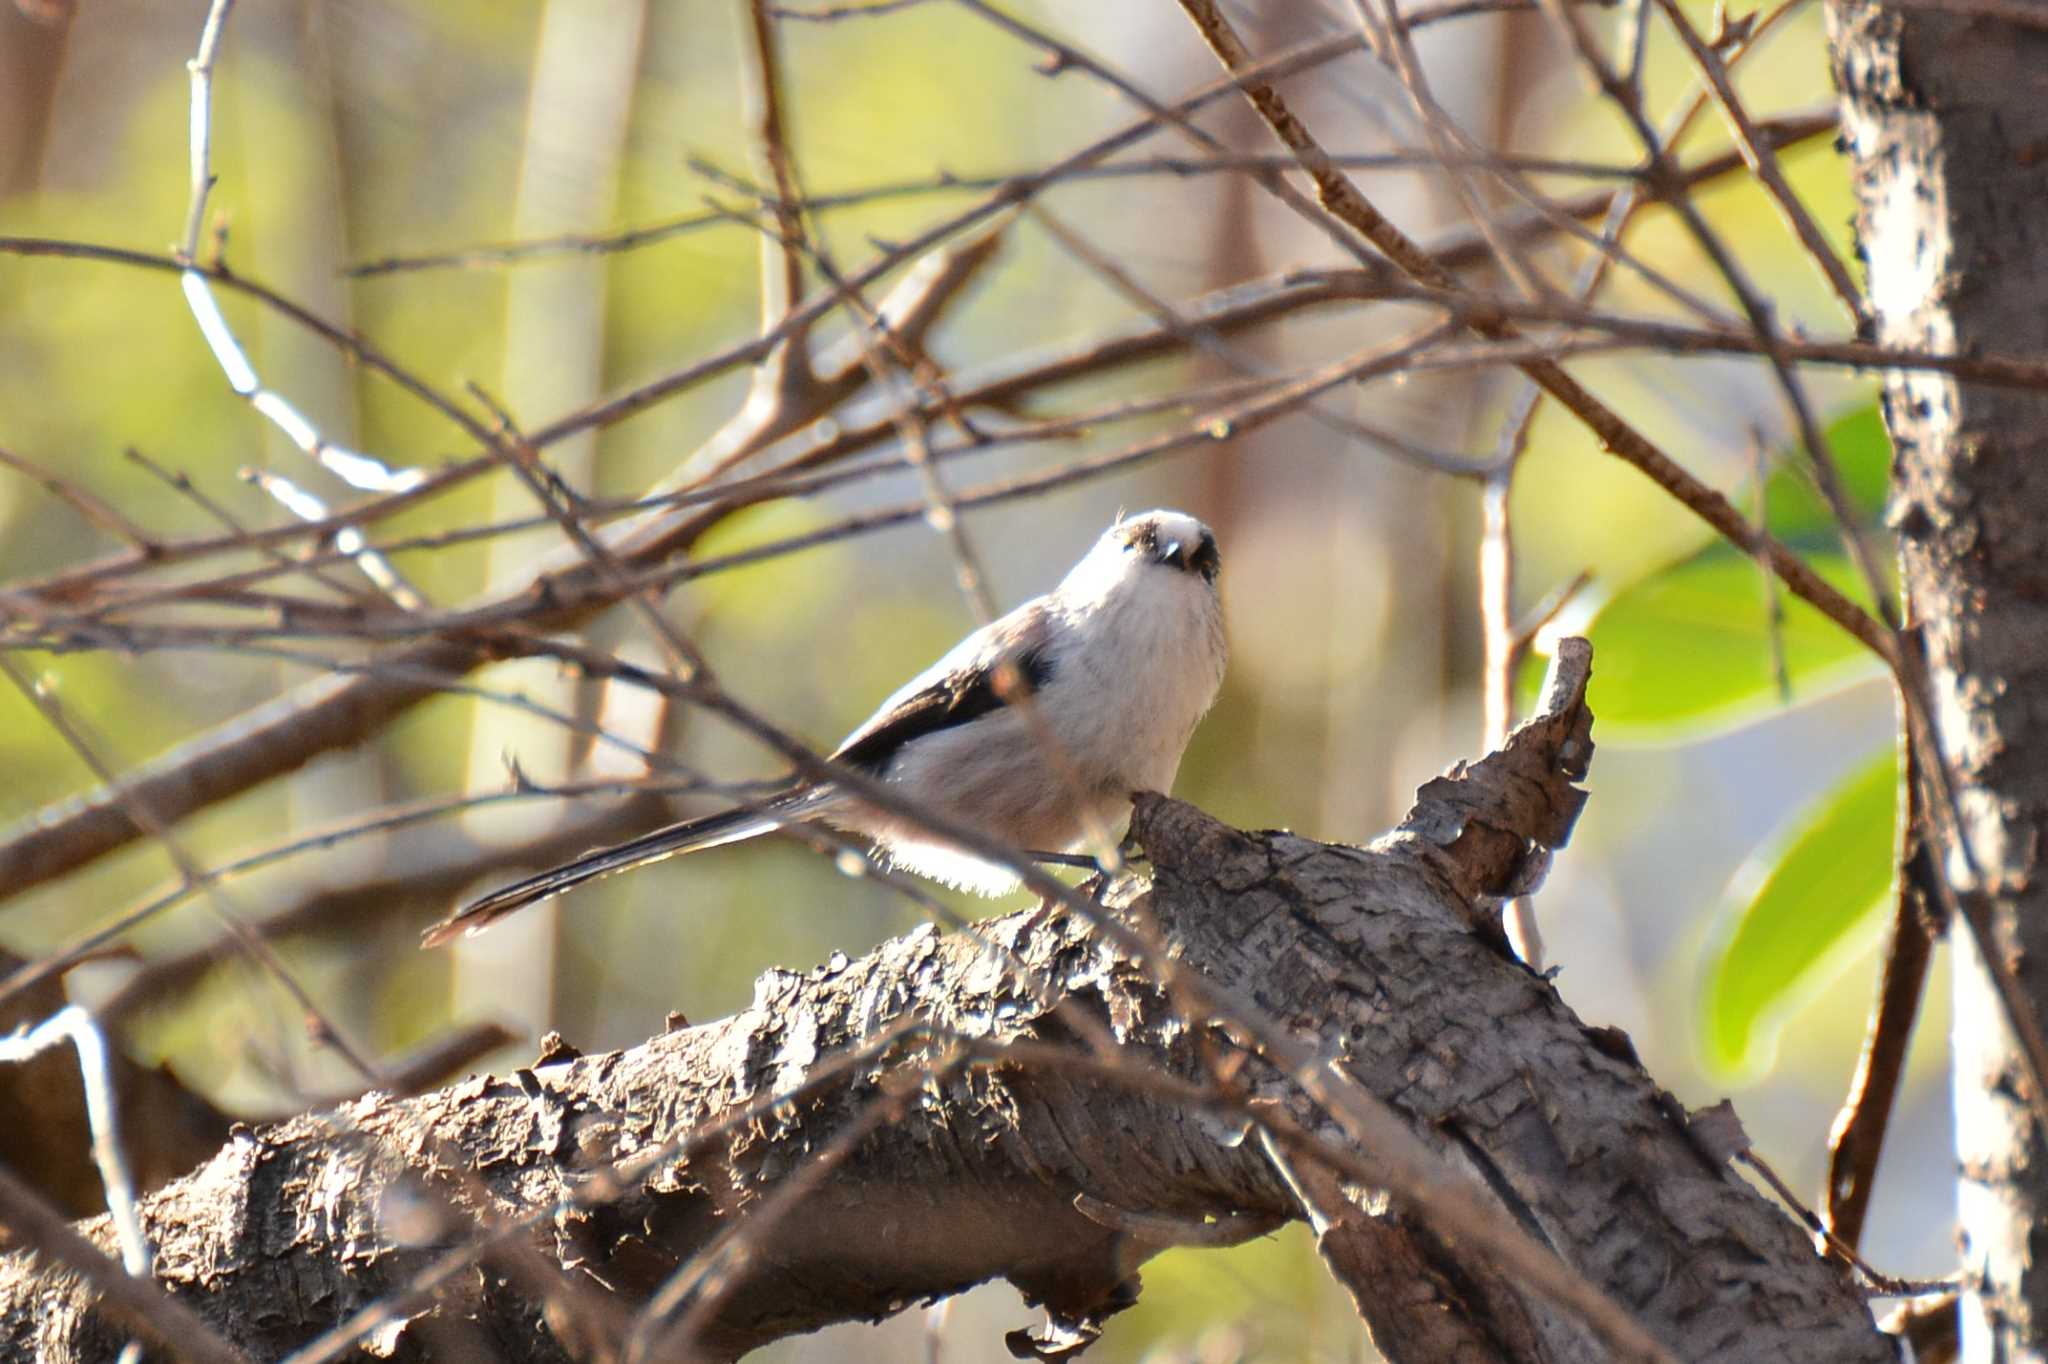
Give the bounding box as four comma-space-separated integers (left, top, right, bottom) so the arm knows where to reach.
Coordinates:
425, 606, 1061, 948
831, 620, 1057, 776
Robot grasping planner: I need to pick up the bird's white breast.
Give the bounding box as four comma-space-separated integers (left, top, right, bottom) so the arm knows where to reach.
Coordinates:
847, 557, 1225, 893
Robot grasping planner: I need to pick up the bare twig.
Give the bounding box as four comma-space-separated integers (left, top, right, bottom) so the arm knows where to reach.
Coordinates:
176, 0, 426, 510
0, 1007, 151, 1280
1535, 0, 1896, 636
742, 0, 807, 330
0, 656, 387, 1089
0, 108, 1845, 612
176, 0, 235, 262
1736, 1146, 1948, 1296
1171, 0, 1892, 665
1749, 426, 1794, 703
1651, 0, 1866, 324
1824, 737, 1934, 1251
0, 447, 158, 552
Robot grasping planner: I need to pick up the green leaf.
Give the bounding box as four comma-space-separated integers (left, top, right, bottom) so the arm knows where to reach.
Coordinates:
1576, 546, 1886, 742
1760, 402, 1892, 539
1519, 400, 1894, 740
1701, 747, 1901, 1077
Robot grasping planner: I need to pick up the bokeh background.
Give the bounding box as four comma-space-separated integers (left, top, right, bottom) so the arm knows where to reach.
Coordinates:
0, 0, 1940, 1358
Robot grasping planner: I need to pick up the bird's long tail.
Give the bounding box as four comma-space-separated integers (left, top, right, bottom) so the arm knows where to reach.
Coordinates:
420, 797, 814, 948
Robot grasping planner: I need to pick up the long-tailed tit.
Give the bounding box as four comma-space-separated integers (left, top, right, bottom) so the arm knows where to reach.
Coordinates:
423, 510, 1226, 947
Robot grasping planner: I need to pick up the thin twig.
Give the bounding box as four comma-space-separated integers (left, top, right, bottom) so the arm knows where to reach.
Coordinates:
742, 0, 807, 331
0, 446, 159, 552
1823, 736, 1933, 1253
0, 1161, 250, 1364
1172, 0, 1893, 666
1026, 200, 1496, 476
177, 0, 235, 261
0, 655, 388, 1089
0, 108, 1845, 610
1536, 0, 1897, 635
1737, 1147, 1949, 1297
1653, 0, 1867, 325
1749, 426, 1794, 703
0, 1007, 151, 1279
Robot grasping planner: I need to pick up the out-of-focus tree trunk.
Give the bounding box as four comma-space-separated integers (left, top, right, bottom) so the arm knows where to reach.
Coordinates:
1829, 7, 2048, 1359
0, 1, 71, 197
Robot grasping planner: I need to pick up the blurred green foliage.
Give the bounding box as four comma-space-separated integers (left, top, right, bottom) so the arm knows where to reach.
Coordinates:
1702, 745, 1899, 1076
1559, 402, 1892, 742
1525, 400, 1903, 1081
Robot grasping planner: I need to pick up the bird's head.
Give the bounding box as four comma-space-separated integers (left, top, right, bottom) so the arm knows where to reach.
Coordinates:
1055, 508, 1221, 609
1108, 509, 1220, 583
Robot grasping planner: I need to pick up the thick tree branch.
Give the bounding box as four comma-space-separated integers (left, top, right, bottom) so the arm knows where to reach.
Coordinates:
0, 644, 1889, 1363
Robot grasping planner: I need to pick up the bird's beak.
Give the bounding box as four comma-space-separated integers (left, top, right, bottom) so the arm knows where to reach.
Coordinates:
1162, 539, 1183, 566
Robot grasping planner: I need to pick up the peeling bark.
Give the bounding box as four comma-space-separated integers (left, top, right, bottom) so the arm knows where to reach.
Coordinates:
1828, 7, 2048, 1359
0, 646, 1888, 1362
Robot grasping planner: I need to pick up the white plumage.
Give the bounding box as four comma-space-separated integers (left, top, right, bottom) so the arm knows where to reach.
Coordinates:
424, 509, 1226, 945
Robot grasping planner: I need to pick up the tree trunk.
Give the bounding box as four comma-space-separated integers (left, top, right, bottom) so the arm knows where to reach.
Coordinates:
0, 647, 1891, 1363
1829, 6, 2048, 1360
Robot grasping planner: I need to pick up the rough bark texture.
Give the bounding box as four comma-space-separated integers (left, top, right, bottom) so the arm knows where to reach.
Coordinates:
0, 648, 1890, 1362
1829, 8, 2048, 1360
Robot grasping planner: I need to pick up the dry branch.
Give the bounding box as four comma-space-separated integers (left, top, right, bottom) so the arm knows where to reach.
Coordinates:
0, 645, 1890, 1363
1173, 0, 1893, 668
0, 225, 1003, 902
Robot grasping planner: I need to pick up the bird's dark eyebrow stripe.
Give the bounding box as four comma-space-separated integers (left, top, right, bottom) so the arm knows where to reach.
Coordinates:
833, 643, 1057, 775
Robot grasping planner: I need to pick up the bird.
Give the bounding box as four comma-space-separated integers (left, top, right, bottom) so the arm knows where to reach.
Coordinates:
422, 509, 1226, 948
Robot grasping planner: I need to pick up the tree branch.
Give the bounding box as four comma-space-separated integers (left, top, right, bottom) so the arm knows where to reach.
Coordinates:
0, 644, 1890, 1363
